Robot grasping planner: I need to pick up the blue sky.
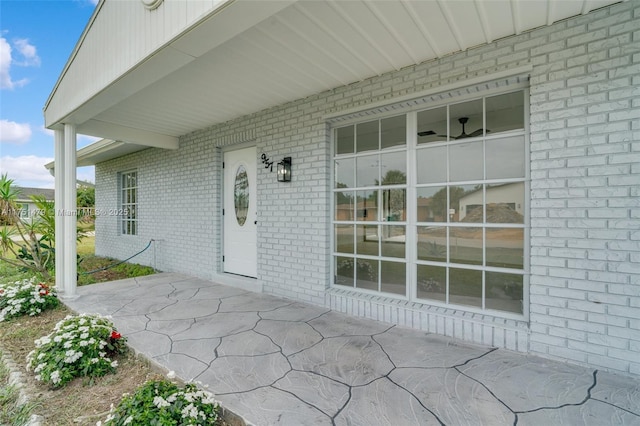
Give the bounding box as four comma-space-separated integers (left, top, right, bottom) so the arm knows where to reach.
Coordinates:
1, 0, 98, 188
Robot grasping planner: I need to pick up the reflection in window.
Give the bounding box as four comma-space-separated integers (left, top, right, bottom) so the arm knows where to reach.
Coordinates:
486, 92, 524, 133
486, 272, 523, 313
355, 258, 378, 291
381, 225, 405, 258
335, 225, 354, 254
335, 158, 355, 188
357, 120, 379, 152
417, 146, 447, 184
335, 192, 354, 221
382, 189, 406, 222
356, 155, 379, 187
335, 89, 527, 315
449, 268, 482, 308
381, 115, 406, 149
486, 183, 525, 224
335, 256, 354, 286
336, 125, 355, 155
449, 99, 483, 140
356, 225, 379, 256
449, 227, 483, 265
486, 228, 524, 269
381, 261, 405, 295
417, 186, 447, 222
449, 141, 483, 182
417, 226, 446, 262
380, 151, 406, 185
417, 264, 446, 301
486, 136, 525, 179
234, 166, 249, 226
356, 190, 377, 221
417, 107, 447, 144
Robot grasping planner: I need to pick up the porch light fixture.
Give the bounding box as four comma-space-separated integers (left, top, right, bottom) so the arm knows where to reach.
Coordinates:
277, 157, 292, 182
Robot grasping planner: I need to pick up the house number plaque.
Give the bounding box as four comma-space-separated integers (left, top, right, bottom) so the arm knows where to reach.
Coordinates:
260, 153, 274, 172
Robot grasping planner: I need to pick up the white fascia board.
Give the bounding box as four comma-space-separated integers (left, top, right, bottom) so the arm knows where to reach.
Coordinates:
79, 120, 178, 150
46, 138, 152, 172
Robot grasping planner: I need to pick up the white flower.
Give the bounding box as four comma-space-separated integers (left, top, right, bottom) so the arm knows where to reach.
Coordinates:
123, 416, 133, 425
110, 360, 118, 368
153, 396, 171, 408
181, 403, 199, 419
167, 370, 176, 379
50, 370, 61, 384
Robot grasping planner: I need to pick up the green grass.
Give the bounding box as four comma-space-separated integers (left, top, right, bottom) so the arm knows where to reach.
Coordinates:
1, 235, 155, 287
77, 235, 95, 257
0, 261, 33, 283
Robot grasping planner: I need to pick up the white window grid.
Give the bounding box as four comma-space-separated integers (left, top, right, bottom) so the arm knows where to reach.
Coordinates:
331, 89, 529, 319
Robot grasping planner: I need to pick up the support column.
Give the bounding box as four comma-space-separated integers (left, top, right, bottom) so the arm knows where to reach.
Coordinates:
62, 123, 77, 298
54, 129, 65, 293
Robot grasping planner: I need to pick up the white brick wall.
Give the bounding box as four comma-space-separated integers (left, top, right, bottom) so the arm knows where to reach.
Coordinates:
95, 1, 639, 376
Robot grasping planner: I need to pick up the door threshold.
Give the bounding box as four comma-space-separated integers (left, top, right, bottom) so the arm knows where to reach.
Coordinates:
212, 273, 262, 293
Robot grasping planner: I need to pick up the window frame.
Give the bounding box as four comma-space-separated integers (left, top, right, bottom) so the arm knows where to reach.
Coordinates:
119, 170, 138, 236
331, 87, 530, 320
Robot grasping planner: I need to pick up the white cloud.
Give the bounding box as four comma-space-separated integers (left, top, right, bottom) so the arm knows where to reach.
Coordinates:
0, 155, 54, 188
0, 37, 26, 89
0, 119, 32, 144
13, 38, 41, 67
0, 35, 40, 90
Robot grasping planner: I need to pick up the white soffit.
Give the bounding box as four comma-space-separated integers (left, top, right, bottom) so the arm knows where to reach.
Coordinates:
66, 0, 623, 146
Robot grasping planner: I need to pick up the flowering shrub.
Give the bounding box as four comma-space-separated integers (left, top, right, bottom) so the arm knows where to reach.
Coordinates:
26, 313, 127, 388
98, 380, 220, 425
0, 278, 60, 322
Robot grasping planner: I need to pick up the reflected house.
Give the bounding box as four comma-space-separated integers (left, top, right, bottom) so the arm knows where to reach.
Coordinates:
458, 183, 524, 222
45, 1, 639, 379
417, 196, 444, 223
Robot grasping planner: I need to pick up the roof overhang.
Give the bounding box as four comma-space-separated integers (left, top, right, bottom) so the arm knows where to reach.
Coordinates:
45, 139, 149, 171
44, 0, 625, 164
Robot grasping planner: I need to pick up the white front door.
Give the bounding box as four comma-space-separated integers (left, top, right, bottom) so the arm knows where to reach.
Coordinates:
223, 146, 257, 278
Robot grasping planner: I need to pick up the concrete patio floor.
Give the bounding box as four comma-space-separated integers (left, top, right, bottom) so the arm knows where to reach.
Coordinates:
63, 273, 640, 426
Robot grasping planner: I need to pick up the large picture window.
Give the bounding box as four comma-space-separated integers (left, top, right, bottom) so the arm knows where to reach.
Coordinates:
333, 89, 527, 316
119, 170, 138, 235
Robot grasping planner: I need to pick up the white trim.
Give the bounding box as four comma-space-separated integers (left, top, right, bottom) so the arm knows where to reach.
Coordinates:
62, 123, 78, 298
325, 65, 533, 123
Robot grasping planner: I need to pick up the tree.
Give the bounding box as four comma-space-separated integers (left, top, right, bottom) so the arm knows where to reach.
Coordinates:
77, 185, 96, 223
77, 185, 95, 207
430, 186, 467, 219
0, 174, 84, 281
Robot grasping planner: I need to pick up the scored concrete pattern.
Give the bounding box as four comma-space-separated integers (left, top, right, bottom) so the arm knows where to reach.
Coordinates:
64, 273, 640, 426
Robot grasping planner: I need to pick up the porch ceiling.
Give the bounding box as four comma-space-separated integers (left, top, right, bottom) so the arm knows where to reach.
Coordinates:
49, 0, 622, 152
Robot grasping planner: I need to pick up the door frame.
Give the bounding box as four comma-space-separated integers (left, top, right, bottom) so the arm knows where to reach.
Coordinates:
221, 143, 258, 278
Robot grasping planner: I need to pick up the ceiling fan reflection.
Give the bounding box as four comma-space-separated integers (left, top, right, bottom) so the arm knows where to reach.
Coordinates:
418, 117, 489, 140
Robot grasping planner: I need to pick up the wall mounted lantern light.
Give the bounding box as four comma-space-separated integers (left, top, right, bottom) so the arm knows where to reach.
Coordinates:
277, 157, 292, 182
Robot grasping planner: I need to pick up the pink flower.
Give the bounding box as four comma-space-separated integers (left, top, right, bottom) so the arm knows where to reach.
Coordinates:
110, 331, 121, 340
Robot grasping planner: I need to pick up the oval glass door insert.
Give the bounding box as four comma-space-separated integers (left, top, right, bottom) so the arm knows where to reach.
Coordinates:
234, 165, 249, 226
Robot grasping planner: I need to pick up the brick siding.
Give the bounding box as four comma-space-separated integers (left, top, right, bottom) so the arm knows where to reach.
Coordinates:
95, 1, 639, 376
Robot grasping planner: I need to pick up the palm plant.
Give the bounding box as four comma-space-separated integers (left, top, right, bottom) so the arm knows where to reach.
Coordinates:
0, 174, 58, 280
